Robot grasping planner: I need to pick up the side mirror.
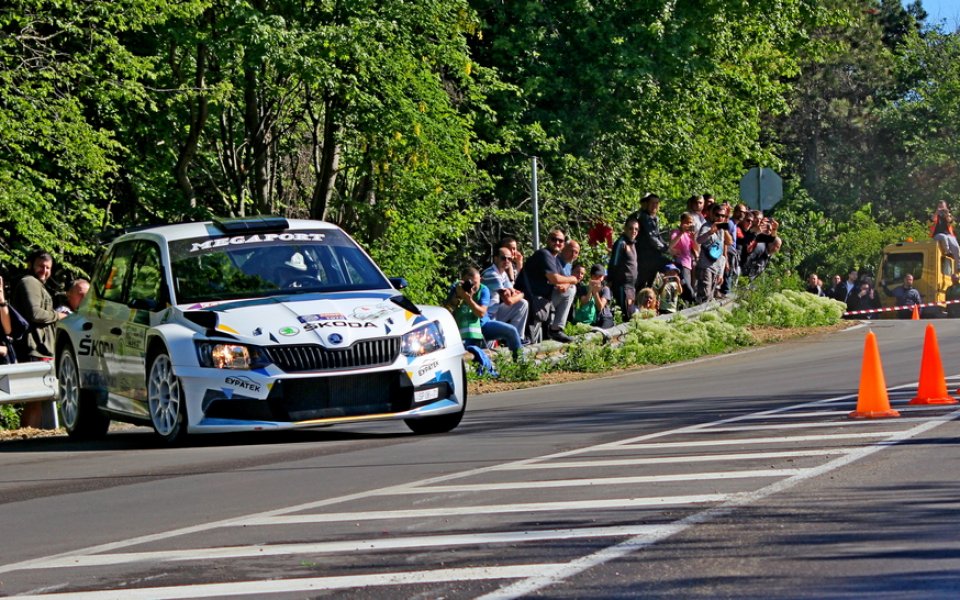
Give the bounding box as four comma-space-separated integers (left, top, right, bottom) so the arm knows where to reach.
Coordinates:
389, 277, 408, 290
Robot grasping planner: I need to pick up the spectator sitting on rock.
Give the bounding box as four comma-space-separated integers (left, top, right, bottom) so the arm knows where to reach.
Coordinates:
514, 228, 578, 343
481, 248, 529, 342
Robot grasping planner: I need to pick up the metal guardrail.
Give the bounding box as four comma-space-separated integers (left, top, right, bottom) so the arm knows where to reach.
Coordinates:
0, 362, 58, 405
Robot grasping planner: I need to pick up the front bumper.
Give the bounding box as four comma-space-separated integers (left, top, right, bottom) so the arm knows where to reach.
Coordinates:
174, 357, 463, 433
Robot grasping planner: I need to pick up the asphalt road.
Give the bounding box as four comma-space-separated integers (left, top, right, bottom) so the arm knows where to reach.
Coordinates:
1, 318, 959, 598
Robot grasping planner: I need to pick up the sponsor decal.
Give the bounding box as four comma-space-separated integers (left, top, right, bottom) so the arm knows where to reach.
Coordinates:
328, 333, 343, 345
122, 328, 146, 352
298, 313, 347, 323
351, 302, 403, 321
278, 326, 299, 336
224, 375, 262, 393
417, 359, 440, 378
190, 232, 326, 252
79, 338, 116, 357
303, 320, 377, 331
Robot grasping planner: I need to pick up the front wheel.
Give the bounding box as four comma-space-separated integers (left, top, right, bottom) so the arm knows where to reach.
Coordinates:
405, 363, 467, 435
147, 352, 189, 444
57, 347, 110, 439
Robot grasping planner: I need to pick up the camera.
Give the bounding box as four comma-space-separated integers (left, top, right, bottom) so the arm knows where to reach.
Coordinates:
461, 279, 475, 292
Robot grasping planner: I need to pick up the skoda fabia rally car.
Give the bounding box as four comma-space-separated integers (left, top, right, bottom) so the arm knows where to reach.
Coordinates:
55, 216, 467, 442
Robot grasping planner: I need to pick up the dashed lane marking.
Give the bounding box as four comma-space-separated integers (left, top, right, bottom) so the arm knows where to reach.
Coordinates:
11, 564, 569, 600
28, 525, 684, 570
237, 494, 735, 527
491, 449, 850, 470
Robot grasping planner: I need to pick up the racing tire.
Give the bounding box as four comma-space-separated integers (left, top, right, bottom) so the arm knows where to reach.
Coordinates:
57, 347, 110, 440
405, 362, 467, 435
147, 351, 189, 444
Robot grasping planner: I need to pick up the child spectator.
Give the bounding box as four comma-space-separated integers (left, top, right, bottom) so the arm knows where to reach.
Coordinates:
668, 212, 698, 302
573, 264, 614, 329
657, 265, 683, 314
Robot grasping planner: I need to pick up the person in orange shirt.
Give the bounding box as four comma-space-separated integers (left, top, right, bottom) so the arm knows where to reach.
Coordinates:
931, 200, 960, 272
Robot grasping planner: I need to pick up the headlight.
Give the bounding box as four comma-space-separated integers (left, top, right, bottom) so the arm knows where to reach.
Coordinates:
401, 321, 446, 357
196, 342, 262, 369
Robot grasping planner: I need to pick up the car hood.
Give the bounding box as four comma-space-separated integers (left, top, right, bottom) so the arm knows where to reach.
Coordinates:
179, 291, 433, 347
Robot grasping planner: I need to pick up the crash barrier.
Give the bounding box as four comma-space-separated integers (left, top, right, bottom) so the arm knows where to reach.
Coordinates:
0, 362, 58, 405
842, 298, 957, 318
515, 295, 737, 365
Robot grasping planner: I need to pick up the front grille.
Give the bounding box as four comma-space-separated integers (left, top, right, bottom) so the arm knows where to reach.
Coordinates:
279, 372, 412, 420
264, 338, 401, 372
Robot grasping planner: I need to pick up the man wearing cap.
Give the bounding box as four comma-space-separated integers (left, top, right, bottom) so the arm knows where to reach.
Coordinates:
629, 193, 670, 289
658, 264, 683, 314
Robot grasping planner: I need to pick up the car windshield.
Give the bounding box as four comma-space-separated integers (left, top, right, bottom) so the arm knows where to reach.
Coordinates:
167, 229, 392, 304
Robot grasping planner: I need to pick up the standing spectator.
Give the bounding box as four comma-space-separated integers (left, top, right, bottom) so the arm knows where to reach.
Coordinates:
481, 250, 529, 341
608, 218, 639, 320
446, 267, 523, 356
946, 274, 960, 318
826, 274, 843, 299
806, 273, 826, 296
497, 236, 524, 284
695, 203, 728, 303
832, 270, 858, 307
572, 264, 615, 329
514, 228, 578, 343
0, 275, 29, 365
718, 201, 740, 296
931, 200, 960, 271
686, 195, 706, 231
849, 280, 880, 319
880, 273, 922, 319
668, 212, 698, 302
11, 250, 66, 429
630, 193, 670, 289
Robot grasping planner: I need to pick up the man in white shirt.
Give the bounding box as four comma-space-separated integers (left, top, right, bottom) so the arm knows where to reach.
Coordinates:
481, 249, 529, 341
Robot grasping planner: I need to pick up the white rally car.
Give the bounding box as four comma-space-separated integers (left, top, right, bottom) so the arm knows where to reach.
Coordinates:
55, 216, 467, 442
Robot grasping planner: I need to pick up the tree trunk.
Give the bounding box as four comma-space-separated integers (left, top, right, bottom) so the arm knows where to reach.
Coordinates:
311, 96, 341, 221
174, 33, 209, 208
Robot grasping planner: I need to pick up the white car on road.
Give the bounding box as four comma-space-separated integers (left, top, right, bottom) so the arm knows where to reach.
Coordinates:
55, 217, 467, 442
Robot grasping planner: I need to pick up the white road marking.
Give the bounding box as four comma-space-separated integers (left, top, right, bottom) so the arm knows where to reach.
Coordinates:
733, 405, 949, 419
477, 410, 960, 600
492, 449, 850, 470
9, 564, 568, 599
615, 431, 901, 449
392, 469, 805, 495
31, 525, 681, 570
239, 494, 735, 526
696, 416, 944, 433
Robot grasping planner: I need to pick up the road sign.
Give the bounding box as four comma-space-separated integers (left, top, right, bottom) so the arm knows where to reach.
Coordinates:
739, 167, 783, 212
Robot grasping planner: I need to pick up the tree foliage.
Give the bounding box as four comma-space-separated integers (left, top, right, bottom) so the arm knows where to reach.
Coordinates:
0, 0, 958, 297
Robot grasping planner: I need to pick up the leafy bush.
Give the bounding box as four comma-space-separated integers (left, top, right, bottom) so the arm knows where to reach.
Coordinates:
0, 404, 20, 430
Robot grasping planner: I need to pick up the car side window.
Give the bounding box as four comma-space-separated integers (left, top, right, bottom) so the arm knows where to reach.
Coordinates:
128, 242, 163, 309
98, 241, 137, 303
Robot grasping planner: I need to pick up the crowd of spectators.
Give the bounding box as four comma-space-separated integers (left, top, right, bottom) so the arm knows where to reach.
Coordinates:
447, 193, 785, 351
1, 251, 89, 429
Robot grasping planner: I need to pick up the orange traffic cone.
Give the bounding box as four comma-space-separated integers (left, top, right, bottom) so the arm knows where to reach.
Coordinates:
911, 304, 920, 320
849, 331, 900, 419
911, 324, 958, 405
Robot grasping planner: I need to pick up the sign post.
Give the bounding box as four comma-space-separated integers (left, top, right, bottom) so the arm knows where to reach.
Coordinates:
739, 167, 783, 212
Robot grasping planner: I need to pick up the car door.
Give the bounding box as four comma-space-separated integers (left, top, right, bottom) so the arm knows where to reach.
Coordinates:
117, 240, 165, 408
90, 240, 138, 415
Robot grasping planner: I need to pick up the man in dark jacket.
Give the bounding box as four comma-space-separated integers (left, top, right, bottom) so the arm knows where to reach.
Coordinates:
629, 193, 670, 289
11, 250, 65, 428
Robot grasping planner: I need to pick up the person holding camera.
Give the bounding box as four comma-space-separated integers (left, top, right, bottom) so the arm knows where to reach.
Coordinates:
572, 264, 614, 329
931, 200, 960, 271
446, 267, 523, 355
695, 203, 729, 303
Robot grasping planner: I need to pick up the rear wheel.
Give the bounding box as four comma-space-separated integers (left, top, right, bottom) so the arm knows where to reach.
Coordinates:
57, 348, 110, 440
405, 362, 467, 434
147, 352, 189, 444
